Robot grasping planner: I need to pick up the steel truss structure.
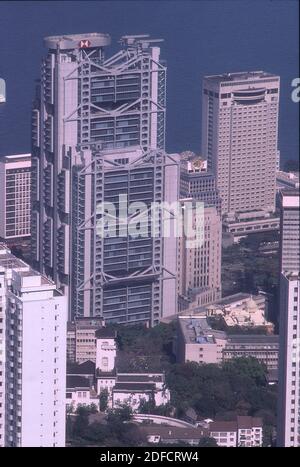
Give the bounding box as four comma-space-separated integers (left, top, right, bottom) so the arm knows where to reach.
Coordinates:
31, 34, 178, 323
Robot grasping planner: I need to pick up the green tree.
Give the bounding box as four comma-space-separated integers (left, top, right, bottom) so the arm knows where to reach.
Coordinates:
107, 404, 133, 424
72, 406, 90, 439
198, 437, 218, 447
99, 388, 109, 412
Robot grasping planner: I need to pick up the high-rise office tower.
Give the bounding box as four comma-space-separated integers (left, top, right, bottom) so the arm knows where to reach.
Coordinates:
278, 271, 300, 447
177, 201, 222, 307
277, 190, 300, 447
0, 244, 67, 447
202, 71, 280, 217
0, 154, 31, 241
31, 33, 178, 324
178, 156, 222, 309
279, 190, 300, 272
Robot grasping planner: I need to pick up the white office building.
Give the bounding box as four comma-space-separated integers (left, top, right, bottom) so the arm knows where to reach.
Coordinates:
278, 271, 300, 447
0, 244, 67, 447
202, 71, 280, 217
277, 190, 300, 447
0, 154, 31, 240
279, 190, 300, 272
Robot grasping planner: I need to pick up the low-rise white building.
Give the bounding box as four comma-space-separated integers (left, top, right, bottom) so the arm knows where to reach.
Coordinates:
95, 329, 170, 411
66, 376, 98, 412
209, 416, 263, 447
66, 328, 171, 413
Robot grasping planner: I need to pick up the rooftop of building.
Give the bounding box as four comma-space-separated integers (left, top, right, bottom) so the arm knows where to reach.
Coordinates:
95, 328, 117, 339
0, 153, 31, 163
0, 244, 56, 289
113, 382, 156, 392
236, 416, 263, 429
0, 244, 29, 270
277, 170, 300, 180
280, 189, 300, 209
280, 188, 300, 197
207, 293, 272, 328
226, 334, 279, 345
117, 373, 164, 383
142, 424, 207, 440
203, 71, 279, 85
209, 416, 262, 432
67, 360, 96, 376
178, 316, 227, 345
44, 32, 111, 50
97, 368, 117, 378
282, 271, 300, 281
209, 420, 237, 432
66, 375, 91, 390
212, 292, 259, 306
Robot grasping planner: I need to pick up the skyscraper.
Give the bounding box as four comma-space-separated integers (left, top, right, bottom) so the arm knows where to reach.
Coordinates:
178, 157, 222, 309
202, 71, 280, 217
31, 33, 178, 323
0, 154, 31, 241
177, 201, 222, 309
0, 244, 67, 447
279, 190, 300, 272
277, 190, 300, 447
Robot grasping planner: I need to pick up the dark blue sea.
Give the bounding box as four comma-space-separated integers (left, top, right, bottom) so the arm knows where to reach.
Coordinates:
0, 0, 299, 163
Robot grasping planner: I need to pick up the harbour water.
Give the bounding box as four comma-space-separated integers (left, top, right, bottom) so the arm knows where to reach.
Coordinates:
0, 1, 298, 160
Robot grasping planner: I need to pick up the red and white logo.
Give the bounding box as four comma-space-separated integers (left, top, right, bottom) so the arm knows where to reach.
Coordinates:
79, 40, 91, 48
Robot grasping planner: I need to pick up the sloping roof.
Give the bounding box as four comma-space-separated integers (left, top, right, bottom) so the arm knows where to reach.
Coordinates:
226, 335, 279, 344
66, 375, 91, 390
209, 420, 237, 432
237, 416, 263, 429
67, 360, 95, 375
143, 425, 208, 440
95, 328, 117, 339
97, 368, 117, 378
117, 373, 164, 383
113, 382, 156, 392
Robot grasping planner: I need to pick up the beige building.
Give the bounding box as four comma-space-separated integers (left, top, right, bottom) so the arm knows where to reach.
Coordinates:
202, 71, 280, 217
176, 316, 227, 364
206, 292, 274, 332
177, 201, 222, 308
223, 335, 279, 371
67, 317, 105, 364
176, 314, 279, 373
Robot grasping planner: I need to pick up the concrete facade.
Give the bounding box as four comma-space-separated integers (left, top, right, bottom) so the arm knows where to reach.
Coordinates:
279, 190, 300, 272
0, 244, 67, 447
177, 201, 222, 308
0, 154, 31, 240
277, 272, 300, 447
176, 316, 227, 364
202, 71, 279, 217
